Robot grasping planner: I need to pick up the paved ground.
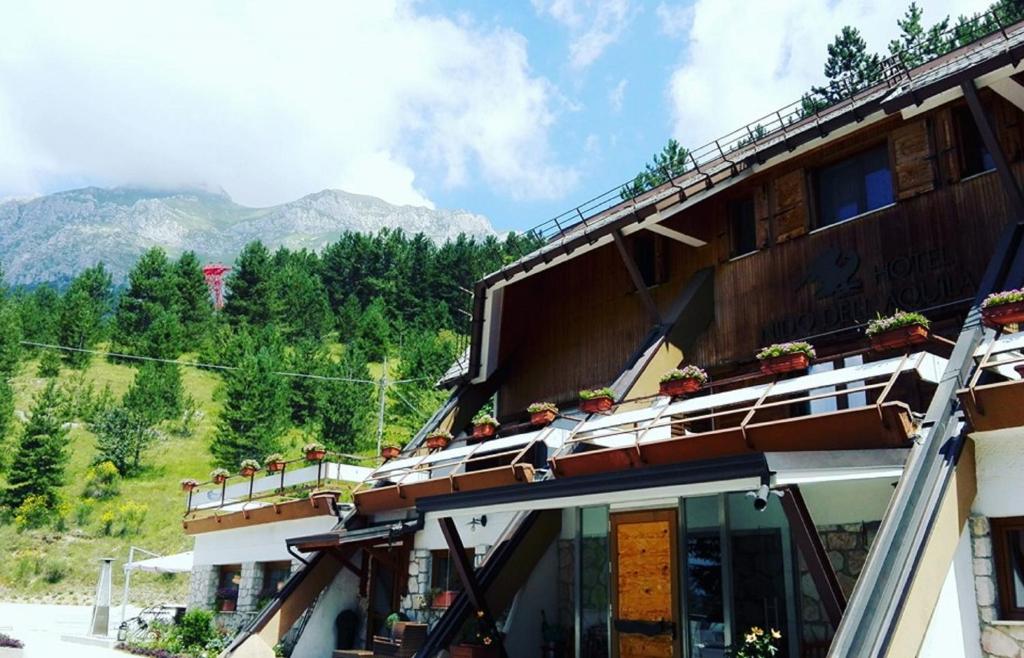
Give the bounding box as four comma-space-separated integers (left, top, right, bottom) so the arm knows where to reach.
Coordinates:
0, 602, 141, 658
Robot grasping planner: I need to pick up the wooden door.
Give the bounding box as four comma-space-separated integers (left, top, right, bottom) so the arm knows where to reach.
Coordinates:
611, 510, 679, 658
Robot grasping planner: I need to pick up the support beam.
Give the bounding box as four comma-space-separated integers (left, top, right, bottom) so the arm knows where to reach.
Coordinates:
438, 517, 509, 658
990, 77, 1024, 113
641, 220, 708, 247
611, 228, 662, 326
962, 80, 1024, 223
780, 485, 846, 628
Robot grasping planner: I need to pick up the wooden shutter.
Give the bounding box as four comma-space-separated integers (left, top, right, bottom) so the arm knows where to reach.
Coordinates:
932, 107, 960, 184
891, 119, 936, 200
772, 169, 807, 244
754, 183, 771, 248
995, 97, 1024, 164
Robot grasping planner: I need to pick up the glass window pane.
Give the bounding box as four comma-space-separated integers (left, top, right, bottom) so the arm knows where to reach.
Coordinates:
686, 496, 725, 658
816, 145, 891, 227
1008, 528, 1024, 608
581, 506, 610, 658
731, 197, 757, 256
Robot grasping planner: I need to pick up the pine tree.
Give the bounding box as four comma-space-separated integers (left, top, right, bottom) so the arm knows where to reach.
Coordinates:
123, 361, 183, 427
211, 337, 289, 467
17, 284, 61, 346
0, 301, 22, 376
224, 241, 277, 328
273, 260, 332, 342
389, 330, 458, 433
336, 294, 363, 342
354, 298, 391, 362
115, 247, 182, 356
620, 139, 692, 199
175, 251, 213, 343
318, 347, 373, 453
0, 371, 12, 444
813, 26, 882, 102
57, 264, 113, 367
37, 349, 61, 378
888, 3, 950, 68
92, 406, 157, 477
2, 381, 69, 510
286, 340, 328, 426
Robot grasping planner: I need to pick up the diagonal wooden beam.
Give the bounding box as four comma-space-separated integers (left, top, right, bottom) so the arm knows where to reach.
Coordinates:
962, 80, 1024, 222
611, 228, 662, 326
438, 517, 508, 658
642, 221, 708, 247
779, 484, 846, 628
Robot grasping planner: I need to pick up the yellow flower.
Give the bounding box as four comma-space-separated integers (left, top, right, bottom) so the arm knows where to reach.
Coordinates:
771, 629, 782, 639
476, 610, 485, 618
752, 626, 764, 636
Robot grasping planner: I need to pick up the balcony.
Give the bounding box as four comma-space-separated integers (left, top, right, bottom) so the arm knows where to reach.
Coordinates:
352, 351, 946, 513
958, 329, 1024, 432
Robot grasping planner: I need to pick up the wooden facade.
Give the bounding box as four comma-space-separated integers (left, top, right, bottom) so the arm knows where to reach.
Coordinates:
492, 90, 1024, 415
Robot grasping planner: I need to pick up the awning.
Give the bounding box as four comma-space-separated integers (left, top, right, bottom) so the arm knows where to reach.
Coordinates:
287, 517, 422, 553
124, 551, 193, 574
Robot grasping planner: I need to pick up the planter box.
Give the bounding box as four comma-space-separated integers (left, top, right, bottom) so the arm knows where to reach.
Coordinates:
580, 396, 614, 414
426, 435, 450, 451
759, 352, 810, 376
432, 590, 459, 608
0, 647, 24, 658
212, 475, 228, 485
450, 645, 499, 658
240, 467, 257, 478
530, 409, 557, 426
381, 445, 401, 460
870, 323, 929, 352
305, 449, 326, 461
266, 461, 286, 473
982, 300, 1024, 327
472, 423, 497, 439
659, 377, 703, 397
219, 598, 237, 612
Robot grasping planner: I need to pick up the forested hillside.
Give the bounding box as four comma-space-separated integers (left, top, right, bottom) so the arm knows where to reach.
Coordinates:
0, 228, 538, 602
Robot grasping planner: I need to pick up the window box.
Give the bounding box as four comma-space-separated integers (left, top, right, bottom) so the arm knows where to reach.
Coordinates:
381, 445, 401, 460
869, 324, 930, 352
426, 431, 452, 451
760, 352, 810, 376
579, 388, 615, 414
983, 301, 1024, 328
432, 590, 459, 608
528, 403, 558, 426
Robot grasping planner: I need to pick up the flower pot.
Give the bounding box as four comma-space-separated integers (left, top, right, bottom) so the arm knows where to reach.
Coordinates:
181, 482, 197, 493
305, 449, 326, 462
219, 598, 237, 613
266, 460, 286, 473
240, 467, 257, 478
580, 396, 614, 414
432, 590, 459, 608
530, 409, 557, 426
212, 475, 228, 485
870, 323, 930, 352
381, 445, 401, 460
759, 352, 810, 376
659, 377, 703, 397
309, 491, 338, 508
450, 645, 499, 658
982, 300, 1024, 327
426, 435, 450, 451
473, 423, 496, 439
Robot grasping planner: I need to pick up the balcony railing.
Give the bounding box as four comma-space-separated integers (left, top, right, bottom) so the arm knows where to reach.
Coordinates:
959, 328, 1024, 432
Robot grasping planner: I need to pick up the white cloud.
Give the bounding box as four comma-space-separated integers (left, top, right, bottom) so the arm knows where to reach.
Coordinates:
533, 0, 631, 70
608, 78, 628, 113
666, 0, 992, 147
0, 1, 576, 208
655, 2, 694, 38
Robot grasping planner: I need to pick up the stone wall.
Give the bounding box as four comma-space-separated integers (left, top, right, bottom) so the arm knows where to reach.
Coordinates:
187, 559, 300, 617
971, 515, 1024, 658
399, 546, 491, 623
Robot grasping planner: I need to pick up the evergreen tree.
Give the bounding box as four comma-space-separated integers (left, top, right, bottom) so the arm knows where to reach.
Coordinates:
175, 251, 214, 343
318, 346, 373, 453
620, 139, 691, 199
36, 349, 61, 378
211, 336, 289, 467
92, 406, 157, 477
888, 3, 950, 68
286, 340, 328, 426
57, 264, 113, 367
354, 298, 391, 362
2, 381, 69, 510
0, 301, 22, 376
336, 294, 363, 342
17, 284, 61, 346
123, 361, 183, 427
224, 241, 277, 327
273, 260, 332, 342
813, 26, 882, 102
389, 330, 459, 433
115, 247, 182, 356
0, 370, 12, 444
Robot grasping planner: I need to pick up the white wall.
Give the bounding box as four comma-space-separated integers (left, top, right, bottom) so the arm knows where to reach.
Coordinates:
192, 462, 372, 509
503, 541, 559, 657
192, 516, 338, 566
290, 559, 362, 658
800, 477, 895, 526
971, 429, 1024, 517
414, 511, 518, 551
918, 527, 982, 658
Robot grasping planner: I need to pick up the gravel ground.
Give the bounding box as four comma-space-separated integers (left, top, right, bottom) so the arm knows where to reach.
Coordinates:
0, 602, 141, 658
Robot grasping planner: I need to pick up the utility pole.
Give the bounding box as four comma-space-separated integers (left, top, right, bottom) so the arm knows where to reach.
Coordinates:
376, 355, 388, 456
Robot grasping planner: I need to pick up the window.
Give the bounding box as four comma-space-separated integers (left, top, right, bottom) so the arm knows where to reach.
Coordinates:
632, 233, 667, 287
954, 105, 995, 178
216, 565, 241, 612
260, 561, 292, 601
430, 549, 472, 593
729, 196, 757, 257
992, 517, 1024, 620
814, 144, 894, 228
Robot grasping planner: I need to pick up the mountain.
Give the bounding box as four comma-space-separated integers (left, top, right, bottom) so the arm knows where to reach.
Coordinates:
0, 186, 497, 284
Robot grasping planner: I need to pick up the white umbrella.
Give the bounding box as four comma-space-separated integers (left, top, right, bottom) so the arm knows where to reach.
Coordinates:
121, 548, 194, 625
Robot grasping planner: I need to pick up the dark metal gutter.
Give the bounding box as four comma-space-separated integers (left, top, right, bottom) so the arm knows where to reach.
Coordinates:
415, 453, 768, 514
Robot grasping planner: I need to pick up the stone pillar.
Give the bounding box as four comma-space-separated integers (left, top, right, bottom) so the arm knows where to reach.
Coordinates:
401, 549, 432, 621
188, 564, 219, 611
238, 562, 263, 613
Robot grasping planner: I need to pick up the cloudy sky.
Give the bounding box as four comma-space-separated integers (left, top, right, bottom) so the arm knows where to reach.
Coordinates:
0, 0, 990, 230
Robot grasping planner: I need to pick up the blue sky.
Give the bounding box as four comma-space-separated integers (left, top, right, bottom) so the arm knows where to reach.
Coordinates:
0, 1, 990, 233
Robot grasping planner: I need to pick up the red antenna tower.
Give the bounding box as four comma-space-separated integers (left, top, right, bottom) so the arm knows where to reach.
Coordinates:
202, 264, 231, 310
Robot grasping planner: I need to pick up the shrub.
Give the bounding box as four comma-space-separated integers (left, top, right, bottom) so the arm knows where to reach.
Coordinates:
579, 387, 615, 400
175, 609, 215, 650
865, 310, 930, 337
43, 559, 68, 584
14, 494, 53, 531
37, 349, 61, 378
734, 626, 782, 658
982, 287, 1024, 308
527, 402, 558, 414
91, 407, 157, 477
83, 460, 121, 499
52, 499, 72, 532
12, 554, 40, 581
660, 365, 709, 384
0, 633, 23, 648
756, 341, 816, 360
74, 499, 97, 526
115, 501, 148, 536
471, 413, 499, 427
99, 510, 115, 536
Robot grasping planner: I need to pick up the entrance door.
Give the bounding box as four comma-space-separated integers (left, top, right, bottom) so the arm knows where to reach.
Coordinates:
611, 510, 679, 658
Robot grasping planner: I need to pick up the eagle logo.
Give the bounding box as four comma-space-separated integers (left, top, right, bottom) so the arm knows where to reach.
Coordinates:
798, 246, 863, 299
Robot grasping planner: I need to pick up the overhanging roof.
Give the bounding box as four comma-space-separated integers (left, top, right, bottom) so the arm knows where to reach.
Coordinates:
287, 516, 422, 553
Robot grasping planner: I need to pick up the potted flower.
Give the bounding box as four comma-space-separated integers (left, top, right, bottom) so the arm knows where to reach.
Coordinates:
180, 478, 199, 493
734, 626, 782, 658
304, 441, 327, 462
527, 402, 558, 426
239, 459, 260, 478
426, 430, 453, 451
866, 310, 930, 351
757, 342, 816, 375
0, 633, 24, 658
579, 387, 615, 414
450, 611, 501, 658
264, 453, 286, 473
210, 468, 230, 485
659, 365, 709, 397
981, 288, 1024, 327
432, 589, 459, 608
216, 586, 238, 612
381, 444, 401, 460
472, 413, 499, 439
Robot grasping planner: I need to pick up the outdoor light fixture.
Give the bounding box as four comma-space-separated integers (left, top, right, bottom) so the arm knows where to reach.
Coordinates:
747, 477, 784, 511
468, 515, 487, 531
116, 623, 128, 642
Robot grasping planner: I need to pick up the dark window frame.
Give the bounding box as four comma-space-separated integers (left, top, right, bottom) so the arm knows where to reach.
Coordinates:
631, 232, 668, 288
812, 142, 895, 229
953, 104, 996, 179
992, 516, 1024, 621
728, 196, 758, 258
217, 564, 242, 603
261, 560, 292, 599
430, 548, 473, 592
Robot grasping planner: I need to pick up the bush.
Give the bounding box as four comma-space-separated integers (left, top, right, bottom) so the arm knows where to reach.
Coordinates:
175, 609, 215, 650
43, 559, 68, 584
83, 460, 121, 499
92, 407, 158, 477
52, 500, 72, 532
74, 498, 97, 526
114, 501, 147, 536
14, 494, 53, 531
99, 510, 115, 536
37, 349, 61, 377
